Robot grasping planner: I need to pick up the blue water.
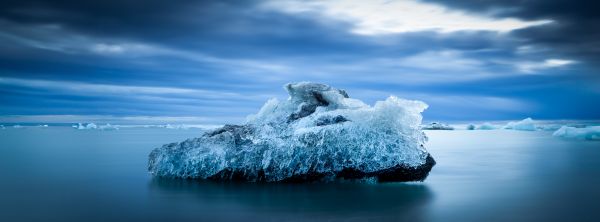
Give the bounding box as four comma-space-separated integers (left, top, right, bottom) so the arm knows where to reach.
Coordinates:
0, 128, 598, 221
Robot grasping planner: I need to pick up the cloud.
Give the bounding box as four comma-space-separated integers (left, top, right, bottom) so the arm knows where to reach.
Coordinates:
262, 0, 552, 35
342, 88, 534, 120
0, 0, 598, 120
400, 50, 483, 71
423, 0, 600, 68
422, 95, 533, 112
92, 43, 125, 54
0, 77, 276, 119
516, 59, 576, 73
0, 77, 249, 99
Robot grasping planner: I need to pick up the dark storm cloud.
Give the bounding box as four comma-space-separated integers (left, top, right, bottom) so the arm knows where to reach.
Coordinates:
0, 0, 216, 38
0, 0, 598, 120
0, 0, 368, 58
0, 0, 521, 59
0, 0, 520, 85
424, 0, 600, 67
423, 0, 599, 19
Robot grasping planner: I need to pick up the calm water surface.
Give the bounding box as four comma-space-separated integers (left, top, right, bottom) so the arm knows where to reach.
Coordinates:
0, 128, 598, 221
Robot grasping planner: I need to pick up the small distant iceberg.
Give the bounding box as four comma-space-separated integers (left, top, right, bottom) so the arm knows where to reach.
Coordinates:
1, 124, 49, 129
161, 124, 217, 130
74, 123, 98, 130
539, 124, 562, 131
67, 123, 218, 130
99, 123, 119, 131
504, 118, 537, 131
422, 122, 454, 130
149, 82, 435, 183
477, 122, 499, 130
553, 126, 600, 141
164, 124, 191, 130
466, 124, 476, 130
73, 123, 120, 130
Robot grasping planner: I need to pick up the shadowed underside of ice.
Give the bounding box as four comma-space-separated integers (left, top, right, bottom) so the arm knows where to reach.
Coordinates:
553, 126, 600, 141
148, 82, 435, 182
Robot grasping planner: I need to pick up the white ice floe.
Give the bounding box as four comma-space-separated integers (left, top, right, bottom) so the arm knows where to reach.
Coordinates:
98, 123, 119, 130
74, 123, 98, 130
68, 123, 217, 130
504, 118, 537, 131
422, 122, 454, 130
553, 126, 600, 141
164, 124, 192, 130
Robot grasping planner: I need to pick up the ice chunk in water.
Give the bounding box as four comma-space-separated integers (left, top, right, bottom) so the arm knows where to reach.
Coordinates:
477, 122, 498, 130
99, 124, 119, 131
504, 118, 537, 131
148, 82, 435, 182
422, 122, 454, 130
74, 123, 98, 130
553, 126, 600, 141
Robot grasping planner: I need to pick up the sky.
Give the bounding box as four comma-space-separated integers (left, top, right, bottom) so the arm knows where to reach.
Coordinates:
0, 0, 599, 124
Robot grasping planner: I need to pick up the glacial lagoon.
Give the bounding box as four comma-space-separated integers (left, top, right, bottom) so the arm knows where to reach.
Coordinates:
1, 127, 598, 221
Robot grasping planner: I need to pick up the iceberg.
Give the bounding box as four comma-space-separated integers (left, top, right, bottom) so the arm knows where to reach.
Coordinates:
553, 126, 600, 141
99, 123, 119, 131
75, 123, 98, 130
477, 122, 498, 130
422, 122, 454, 130
148, 82, 435, 182
504, 118, 537, 131
164, 124, 191, 130
466, 124, 476, 130
540, 124, 562, 131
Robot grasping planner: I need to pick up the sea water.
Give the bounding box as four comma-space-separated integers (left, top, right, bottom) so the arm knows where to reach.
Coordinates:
0, 127, 598, 221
